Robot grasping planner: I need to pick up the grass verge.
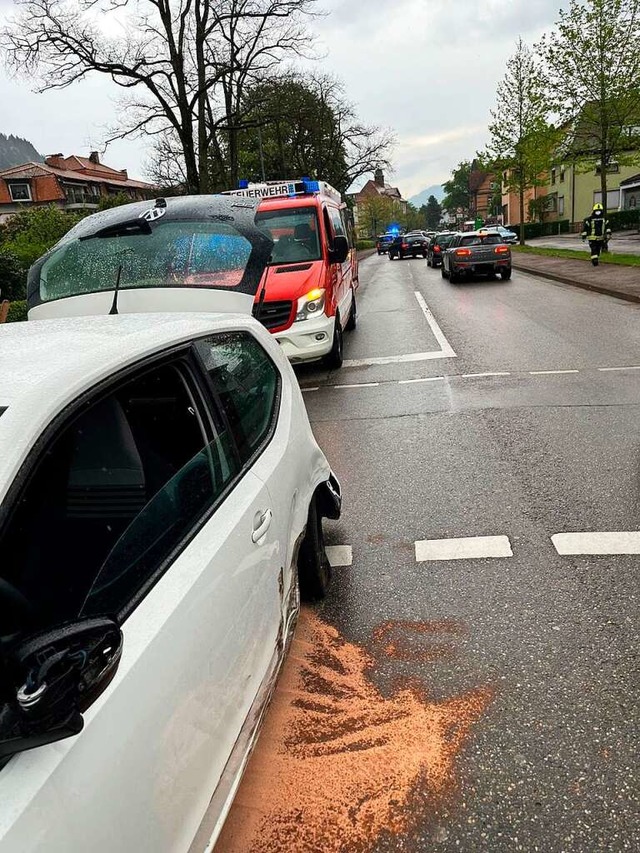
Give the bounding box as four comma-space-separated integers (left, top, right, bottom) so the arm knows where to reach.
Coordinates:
512, 245, 640, 267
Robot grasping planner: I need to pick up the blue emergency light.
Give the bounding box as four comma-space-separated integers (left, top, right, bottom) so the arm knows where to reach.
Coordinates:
302, 179, 320, 194
238, 179, 249, 189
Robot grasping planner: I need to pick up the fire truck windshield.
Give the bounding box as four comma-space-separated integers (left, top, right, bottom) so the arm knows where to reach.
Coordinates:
256, 207, 321, 265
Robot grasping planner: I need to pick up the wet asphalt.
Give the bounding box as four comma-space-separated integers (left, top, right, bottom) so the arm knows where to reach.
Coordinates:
298, 253, 640, 851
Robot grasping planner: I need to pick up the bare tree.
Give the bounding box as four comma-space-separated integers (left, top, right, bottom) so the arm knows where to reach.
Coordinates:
2, 0, 318, 193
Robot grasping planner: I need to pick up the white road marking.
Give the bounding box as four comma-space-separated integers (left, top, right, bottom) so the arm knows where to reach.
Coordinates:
415, 535, 513, 562
326, 545, 353, 567
334, 382, 380, 389
598, 366, 640, 372
398, 376, 446, 385
529, 369, 580, 375
552, 532, 640, 555
301, 386, 319, 392
343, 351, 455, 367
462, 372, 512, 378
413, 291, 457, 357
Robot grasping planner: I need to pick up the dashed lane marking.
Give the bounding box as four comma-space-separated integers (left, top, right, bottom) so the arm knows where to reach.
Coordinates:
398, 376, 446, 385
461, 372, 511, 378
598, 365, 640, 372
552, 532, 640, 555
415, 536, 513, 562
334, 382, 380, 389
529, 369, 580, 375
301, 387, 319, 393
326, 545, 353, 567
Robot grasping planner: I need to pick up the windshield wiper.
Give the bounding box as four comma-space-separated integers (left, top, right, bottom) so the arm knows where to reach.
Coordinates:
79, 218, 152, 241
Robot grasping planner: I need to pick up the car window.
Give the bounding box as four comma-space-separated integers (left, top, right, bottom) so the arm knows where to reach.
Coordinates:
256, 207, 321, 264
0, 359, 231, 639
328, 207, 346, 239
194, 332, 280, 464
460, 236, 482, 246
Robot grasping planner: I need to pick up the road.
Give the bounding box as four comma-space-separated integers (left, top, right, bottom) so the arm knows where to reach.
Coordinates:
217, 254, 640, 853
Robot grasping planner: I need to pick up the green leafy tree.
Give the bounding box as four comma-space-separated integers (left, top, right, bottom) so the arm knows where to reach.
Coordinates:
487, 38, 557, 244
0, 247, 24, 301
538, 0, 640, 220
424, 195, 442, 229
358, 195, 397, 238
0, 206, 83, 300
442, 161, 472, 218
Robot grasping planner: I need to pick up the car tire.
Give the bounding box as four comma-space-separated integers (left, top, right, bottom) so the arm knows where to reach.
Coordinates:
441, 265, 448, 278
322, 314, 343, 369
427, 256, 432, 267
422, 252, 427, 259
449, 268, 459, 284
389, 253, 394, 261
345, 289, 357, 331
501, 269, 512, 280
298, 494, 332, 601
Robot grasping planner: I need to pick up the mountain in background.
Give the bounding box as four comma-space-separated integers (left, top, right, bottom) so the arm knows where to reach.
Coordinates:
408, 184, 444, 208
0, 133, 43, 170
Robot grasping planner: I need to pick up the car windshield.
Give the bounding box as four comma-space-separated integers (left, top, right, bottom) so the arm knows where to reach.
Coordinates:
460, 234, 503, 246
256, 207, 321, 264
437, 235, 455, 246
37, 221, 254, 303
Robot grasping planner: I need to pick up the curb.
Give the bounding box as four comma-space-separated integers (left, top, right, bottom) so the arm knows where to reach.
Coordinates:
512, 261, 640, 305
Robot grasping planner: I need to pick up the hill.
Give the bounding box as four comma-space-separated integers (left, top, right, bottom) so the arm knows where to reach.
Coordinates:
409, 184, 444, 208
0, 133, 43, 170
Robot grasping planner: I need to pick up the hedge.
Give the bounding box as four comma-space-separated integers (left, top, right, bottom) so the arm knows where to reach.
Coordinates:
6, 301, 28, 322
608, 209, 640, 231
356, 240, 376, 250
507, 220, 571, 239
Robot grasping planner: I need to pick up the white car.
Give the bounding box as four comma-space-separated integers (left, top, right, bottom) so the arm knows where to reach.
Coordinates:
481, 225, 518, 244
0, 199, 341, 851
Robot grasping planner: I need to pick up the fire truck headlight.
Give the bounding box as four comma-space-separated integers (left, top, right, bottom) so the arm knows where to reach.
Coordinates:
296, 288, 325, 321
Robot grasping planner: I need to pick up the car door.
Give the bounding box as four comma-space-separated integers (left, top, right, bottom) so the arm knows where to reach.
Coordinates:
325, 205, 353, 327
0, 346, 284, 852
192, 331, 315, 626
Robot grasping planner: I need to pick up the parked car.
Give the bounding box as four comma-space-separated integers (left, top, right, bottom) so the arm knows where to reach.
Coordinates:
388, 233, 428, 260
480, 225, 518, 244
441, 230, 512, 282
2, 200, 341, 852
376, 233, 395, 254
426, 232, 456, 267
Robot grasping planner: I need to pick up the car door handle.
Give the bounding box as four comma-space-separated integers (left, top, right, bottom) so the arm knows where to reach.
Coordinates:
251, 509, 273, 543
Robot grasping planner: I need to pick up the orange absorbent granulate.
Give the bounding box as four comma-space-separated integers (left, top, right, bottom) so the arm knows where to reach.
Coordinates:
215, 609, 492, 853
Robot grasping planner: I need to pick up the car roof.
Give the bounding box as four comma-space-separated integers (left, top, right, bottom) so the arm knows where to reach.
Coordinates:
0, 313, 257, 499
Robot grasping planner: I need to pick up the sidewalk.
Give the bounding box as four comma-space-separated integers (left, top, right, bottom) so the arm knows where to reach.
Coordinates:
512, 253, 640, 304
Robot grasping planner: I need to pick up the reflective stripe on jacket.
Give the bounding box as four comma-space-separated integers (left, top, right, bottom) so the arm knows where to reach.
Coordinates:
581, 216, 611, 241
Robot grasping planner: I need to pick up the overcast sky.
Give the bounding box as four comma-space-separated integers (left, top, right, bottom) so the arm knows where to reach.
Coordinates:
0, 0, 570, 198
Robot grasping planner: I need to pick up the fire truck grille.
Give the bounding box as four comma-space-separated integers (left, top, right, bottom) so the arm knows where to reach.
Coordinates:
253, 300, 293, 330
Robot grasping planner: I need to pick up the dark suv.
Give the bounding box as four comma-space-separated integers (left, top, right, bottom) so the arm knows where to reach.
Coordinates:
376, 234, 395, 254
388, 233, 428, 260
426, 232, 456, 268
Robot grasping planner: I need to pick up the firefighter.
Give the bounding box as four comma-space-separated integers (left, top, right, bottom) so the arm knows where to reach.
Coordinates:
581, 203, 611, 266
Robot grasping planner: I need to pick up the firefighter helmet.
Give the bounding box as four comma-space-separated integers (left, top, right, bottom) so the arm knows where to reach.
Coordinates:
593, 203, 604, 212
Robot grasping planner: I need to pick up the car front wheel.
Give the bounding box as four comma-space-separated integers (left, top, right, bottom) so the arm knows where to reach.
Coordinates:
298, 494, 332, 601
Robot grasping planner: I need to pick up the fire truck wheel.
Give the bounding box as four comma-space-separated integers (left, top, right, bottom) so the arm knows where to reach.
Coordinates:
323, 314, 344, 369
345, 289, 357, 331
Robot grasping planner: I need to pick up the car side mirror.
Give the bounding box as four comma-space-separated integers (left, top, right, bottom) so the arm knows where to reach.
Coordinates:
328, 235, 349, 264
0, 617, 122, 759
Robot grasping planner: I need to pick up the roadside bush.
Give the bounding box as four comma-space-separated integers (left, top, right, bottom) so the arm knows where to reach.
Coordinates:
6, 300, 28, 322
508, 220, 570, 240
0, 247, 26, 301
1, 206, 84, 269
356, 240, 375, 250
608, 209, 639, 232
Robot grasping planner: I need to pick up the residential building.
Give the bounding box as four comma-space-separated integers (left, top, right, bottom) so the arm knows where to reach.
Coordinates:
546, 158, 640, 228
0, 152, 156, 222
500, 168, 549, 226
349, 169, 408, 236
468, 160, 498, 222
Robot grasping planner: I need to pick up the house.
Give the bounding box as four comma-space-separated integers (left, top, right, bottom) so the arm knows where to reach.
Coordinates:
0, 152, 156, 222
468, 161, 498, 222
349, 169, 408, 237
500, 169, 549, 226
619, 173, 640, 211
545, 159, 640, 228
